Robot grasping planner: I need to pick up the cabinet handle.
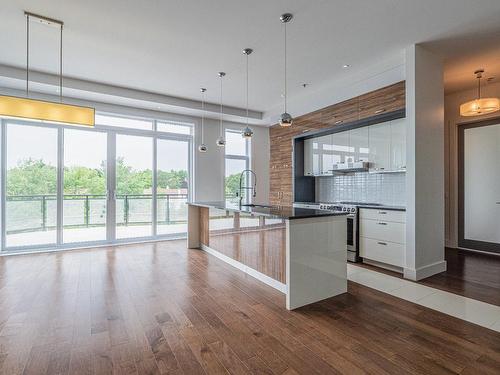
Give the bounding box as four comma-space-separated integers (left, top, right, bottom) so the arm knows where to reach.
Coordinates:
377, 241, 387, 246
378, 211, 387, 215
378, 222, 388, 226
374, 109, 386, 114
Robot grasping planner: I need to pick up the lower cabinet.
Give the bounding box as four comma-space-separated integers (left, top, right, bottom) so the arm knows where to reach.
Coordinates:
359, 208, 406, 268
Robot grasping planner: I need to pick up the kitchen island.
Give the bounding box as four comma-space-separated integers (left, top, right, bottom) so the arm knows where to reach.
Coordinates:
187, 201, 348, 310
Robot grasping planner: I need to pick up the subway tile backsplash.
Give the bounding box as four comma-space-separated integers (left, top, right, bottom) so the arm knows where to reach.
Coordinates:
315, 172, 406, 206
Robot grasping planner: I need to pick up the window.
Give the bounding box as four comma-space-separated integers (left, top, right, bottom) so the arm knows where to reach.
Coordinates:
157, 120, 193, 135
224, 129, 251, 203
1, 112, 193, 252
95, 113, 153, 130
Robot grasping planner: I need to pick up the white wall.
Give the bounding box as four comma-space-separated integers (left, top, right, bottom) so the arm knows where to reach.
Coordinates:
405, 44, 446, 280
444, 80, 500, 248
193, 118, 269, 204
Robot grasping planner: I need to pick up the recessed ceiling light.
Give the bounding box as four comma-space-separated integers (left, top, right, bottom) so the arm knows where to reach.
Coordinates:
343, 64, 350, 68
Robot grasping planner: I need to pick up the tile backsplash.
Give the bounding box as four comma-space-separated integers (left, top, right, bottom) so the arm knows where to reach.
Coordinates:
315, 172, 406, 206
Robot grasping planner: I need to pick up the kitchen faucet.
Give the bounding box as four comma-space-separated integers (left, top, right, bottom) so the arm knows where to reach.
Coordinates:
236, 169, 257, 207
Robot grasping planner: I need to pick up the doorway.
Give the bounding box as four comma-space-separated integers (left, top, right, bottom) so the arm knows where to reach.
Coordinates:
458, 118, 500, 253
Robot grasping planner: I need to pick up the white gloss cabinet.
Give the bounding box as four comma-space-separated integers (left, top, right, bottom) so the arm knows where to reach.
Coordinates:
359, 208, 406, 269
304, 138, 320, 176
349, 126, 369, 162
368, 122, 391, 172
318, 134, 334, 175
390, 118, 406, 171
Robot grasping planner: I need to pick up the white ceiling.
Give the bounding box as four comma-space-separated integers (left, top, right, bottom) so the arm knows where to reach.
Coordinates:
1, 0, 500, 117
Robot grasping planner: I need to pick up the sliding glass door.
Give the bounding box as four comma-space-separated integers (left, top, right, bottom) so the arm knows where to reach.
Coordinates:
115, 134, 153, 239
63, 129, 108, 243
156, 138, 189, 236
5, 124, 58, 248
1, 117, 192, 252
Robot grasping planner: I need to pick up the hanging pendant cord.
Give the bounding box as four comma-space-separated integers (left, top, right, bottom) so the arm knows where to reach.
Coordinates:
201, 90, 205, 144
26, 14, 30, 97
284, 21, 287, 113
246, 53, 249, 126
220, 76, 223, 137
59, 23, 63, 102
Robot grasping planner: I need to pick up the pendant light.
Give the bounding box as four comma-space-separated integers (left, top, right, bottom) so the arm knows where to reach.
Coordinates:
242, 48, 254, 139
460, 69, 500, 117
279, 13, 293, 127
216, 72, 226, 147
198, 88, 207, 152
0, 11, 95, 127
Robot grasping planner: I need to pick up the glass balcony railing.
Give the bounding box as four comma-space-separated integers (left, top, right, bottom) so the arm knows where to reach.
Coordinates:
6, 193, 188, 235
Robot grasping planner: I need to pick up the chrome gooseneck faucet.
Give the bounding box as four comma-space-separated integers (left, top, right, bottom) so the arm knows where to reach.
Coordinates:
236, 169, 257, 207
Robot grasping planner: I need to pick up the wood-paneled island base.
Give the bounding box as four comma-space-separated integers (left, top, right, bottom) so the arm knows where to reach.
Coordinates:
187, 202, 348, 310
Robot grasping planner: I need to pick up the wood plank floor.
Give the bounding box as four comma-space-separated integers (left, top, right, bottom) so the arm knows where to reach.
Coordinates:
0, 241, 499, 375
359, 247, 500, 307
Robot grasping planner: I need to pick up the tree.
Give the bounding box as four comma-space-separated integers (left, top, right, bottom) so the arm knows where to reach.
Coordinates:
64, 166, 106, 195
157, 170, 188, 190
225, 173, 240, 197
7, 158, 57, 195
7, 157, 188, 197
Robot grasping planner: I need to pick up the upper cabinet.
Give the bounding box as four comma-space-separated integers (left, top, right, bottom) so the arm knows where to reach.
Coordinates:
304, 138, 320, 176
390, 118, 406, 171
368, 122, 392, 172
303, 118, 406, 175
358, 82, 406, 120
349, 126, 369, 162
317, 134, 334, 175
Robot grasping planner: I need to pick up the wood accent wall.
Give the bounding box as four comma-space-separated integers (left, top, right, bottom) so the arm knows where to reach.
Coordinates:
269, 81, 406, 206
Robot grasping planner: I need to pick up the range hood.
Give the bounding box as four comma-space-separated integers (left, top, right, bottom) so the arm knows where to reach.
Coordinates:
331, 161, 370, 173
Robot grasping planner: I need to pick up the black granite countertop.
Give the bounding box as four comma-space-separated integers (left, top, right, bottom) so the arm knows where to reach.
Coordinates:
188, 201, 349, 220
355, 204, 406, 211
294, 201, 406, 212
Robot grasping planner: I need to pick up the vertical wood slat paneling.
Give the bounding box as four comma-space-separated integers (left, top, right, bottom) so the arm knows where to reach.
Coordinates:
269, 81, 406, 206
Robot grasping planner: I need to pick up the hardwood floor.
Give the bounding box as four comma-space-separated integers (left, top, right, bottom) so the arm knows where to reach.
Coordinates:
359, 247, 500, 307
0, 241, 499, 374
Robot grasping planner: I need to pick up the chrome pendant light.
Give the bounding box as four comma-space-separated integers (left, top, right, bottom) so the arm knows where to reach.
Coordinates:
216, 72, 226, 147
242, 48, 254, 139
198, 87, 207, 152
460, 69, 500, 117
279, 13, 293, 127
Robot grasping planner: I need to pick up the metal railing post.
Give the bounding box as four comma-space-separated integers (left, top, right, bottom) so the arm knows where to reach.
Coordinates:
85, 195, 90, 227
41, 196, 47, 231
166, 194, 170, 224
124, 194, 129, 225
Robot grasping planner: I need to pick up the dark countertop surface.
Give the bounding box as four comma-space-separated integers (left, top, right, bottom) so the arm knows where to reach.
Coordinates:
188, 201, 349, 220
355, 204, 406, 211
294, 202, 406, 212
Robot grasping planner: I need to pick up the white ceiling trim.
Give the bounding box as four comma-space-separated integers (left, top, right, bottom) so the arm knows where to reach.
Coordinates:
0, 63, 265, 124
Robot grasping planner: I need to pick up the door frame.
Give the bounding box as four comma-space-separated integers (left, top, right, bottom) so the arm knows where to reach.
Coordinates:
458, 116, 500, 254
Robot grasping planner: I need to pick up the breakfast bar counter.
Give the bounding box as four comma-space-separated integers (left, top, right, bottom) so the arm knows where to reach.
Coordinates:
187, 201, 348, 310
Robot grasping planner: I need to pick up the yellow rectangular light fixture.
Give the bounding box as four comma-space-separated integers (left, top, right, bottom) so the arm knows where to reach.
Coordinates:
0, 95, 95, 127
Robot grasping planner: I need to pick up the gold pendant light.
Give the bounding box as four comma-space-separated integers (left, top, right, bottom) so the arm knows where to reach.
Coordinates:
0, 12, 95, 127
460, 69, 500, 117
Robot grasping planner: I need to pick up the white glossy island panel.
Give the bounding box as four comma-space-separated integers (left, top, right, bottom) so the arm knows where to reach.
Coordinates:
187, 202, 348, 310
286, 215, 347, 309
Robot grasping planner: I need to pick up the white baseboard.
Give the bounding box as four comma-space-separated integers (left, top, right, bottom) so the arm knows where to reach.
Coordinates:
404, 260, 447, 281
200, 245, 287, 293
362, 259, 403, 273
